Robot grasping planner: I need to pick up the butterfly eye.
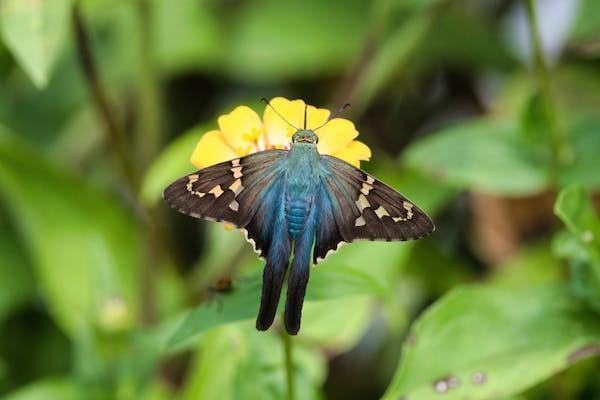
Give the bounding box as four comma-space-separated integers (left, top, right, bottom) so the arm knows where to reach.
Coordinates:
315, 136, 319, 144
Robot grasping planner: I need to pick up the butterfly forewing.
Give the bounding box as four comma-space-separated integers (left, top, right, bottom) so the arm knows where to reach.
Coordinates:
314, 155, 434, 263
163, 150, 287, 257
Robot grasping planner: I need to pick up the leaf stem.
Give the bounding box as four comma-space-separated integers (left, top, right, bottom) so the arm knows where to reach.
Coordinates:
282, 329, 296, 400
524, 0, 571, 168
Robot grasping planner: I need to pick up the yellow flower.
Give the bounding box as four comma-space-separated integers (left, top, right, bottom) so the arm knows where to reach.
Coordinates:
190, 97, 371, 169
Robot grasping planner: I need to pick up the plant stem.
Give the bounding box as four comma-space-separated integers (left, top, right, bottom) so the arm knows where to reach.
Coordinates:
282, 329, 296, 400
72, 2, 169, 325
135, 0, 163, 170
524, 0, 571, 168
72, 2, 138, 192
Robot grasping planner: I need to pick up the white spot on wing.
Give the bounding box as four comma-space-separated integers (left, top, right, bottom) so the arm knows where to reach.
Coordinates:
403, 201, 414, 220
209, 185, 224, 197
354, 215, 366, 226
392, 201, 415, 222
355, 194, 370, 211
361, 182, 373, 195
374, 205, 389, 219
228, 178, 244, 195
229, 199, 239, 211
231, 166, 243, 178
186, 174, 206, 197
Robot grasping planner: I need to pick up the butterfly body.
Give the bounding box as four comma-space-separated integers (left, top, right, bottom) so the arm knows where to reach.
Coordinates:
164, 128, 434, 335
284, 141, 321, 239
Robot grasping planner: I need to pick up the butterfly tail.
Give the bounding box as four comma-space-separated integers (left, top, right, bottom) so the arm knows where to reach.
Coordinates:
256, 234, 292, 331
284, 219, 315, 335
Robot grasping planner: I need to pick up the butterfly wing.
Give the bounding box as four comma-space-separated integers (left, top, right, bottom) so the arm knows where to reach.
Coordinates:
314, 155, 435, 263
163, 149, 287, 258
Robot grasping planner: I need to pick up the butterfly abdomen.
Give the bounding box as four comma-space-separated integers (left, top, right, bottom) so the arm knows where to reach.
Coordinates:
286, 201, 309, 239
284, 143, 321, 239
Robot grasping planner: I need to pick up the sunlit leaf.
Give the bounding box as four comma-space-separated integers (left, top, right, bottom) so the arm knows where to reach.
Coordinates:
0, 127, 141, 336
2, 378, 76, 400
383, 284, 600, 400
0, 0, 71, 88
404, 118, 550, 195
300, 295, 373, 351
167, 258, 389, 350
181, 324, 326, 400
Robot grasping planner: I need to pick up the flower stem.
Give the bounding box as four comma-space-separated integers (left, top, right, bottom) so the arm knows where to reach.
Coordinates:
524, 0, 571, 168
282, 329, 296, 400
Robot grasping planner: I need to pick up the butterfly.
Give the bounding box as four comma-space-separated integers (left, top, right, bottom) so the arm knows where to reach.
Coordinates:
163, 101, 434, 335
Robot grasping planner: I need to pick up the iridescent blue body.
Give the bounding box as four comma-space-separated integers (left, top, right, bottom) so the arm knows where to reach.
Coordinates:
285, 142, 321, 238
164, 126, 434, 335
267, 138, 324, 333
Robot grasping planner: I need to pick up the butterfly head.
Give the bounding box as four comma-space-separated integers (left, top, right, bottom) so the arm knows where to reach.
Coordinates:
292, 129, 319, 145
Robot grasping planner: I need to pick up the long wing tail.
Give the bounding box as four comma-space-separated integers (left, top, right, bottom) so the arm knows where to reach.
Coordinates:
284, 212, 315, 335
256, 233, 291, 331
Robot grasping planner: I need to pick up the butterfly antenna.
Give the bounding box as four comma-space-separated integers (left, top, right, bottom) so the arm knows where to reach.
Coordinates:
261, 98, 298, 130
303, 104, 308, 130
314, 103, 351, 131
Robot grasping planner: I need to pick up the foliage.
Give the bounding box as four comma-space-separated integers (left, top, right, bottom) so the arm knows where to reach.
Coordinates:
1, 0, 600, 399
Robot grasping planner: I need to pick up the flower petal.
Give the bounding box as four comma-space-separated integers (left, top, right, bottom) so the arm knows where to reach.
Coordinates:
262, 97, 330, 148
332, 140, 372, 168
190, 130, 238, 169
347, 140, 371, 161
218, 106, 263, 156
316, 118, 358, 155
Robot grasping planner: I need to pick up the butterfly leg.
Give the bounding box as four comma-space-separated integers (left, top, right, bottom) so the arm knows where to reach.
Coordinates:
256, 219, 292, 331
284, 212, 316, 335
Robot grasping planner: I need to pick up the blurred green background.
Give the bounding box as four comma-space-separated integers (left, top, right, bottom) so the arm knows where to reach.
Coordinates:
1, 0, 600, 399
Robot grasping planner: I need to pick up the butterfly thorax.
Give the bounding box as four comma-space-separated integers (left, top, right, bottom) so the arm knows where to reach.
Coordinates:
284, 142, 321, 239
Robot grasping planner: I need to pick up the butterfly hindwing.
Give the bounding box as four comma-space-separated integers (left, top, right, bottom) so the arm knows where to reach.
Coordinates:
163, 149, 287, 258
314, 155, 435, 263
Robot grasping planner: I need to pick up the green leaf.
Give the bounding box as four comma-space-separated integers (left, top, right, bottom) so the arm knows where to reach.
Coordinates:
558, 118, 600, 190
554, 186, 600, 313
383, 284, 600, 400
299, 295, 374, 351
224, 0, 369, 81
2, 378, 76, 400
154, 0, 222, 73
167, 256, 389, 350
554, 186, 600, 259
140, 125, 203, 206
166, 269, 263, 351
181, 324, 326, 400
0, 0, 71, 88
0, 221, 35, 323
404, 118, 550, 195
353, 11, 434, 112
0, 127, 141, 336
167, 231, 412, 350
